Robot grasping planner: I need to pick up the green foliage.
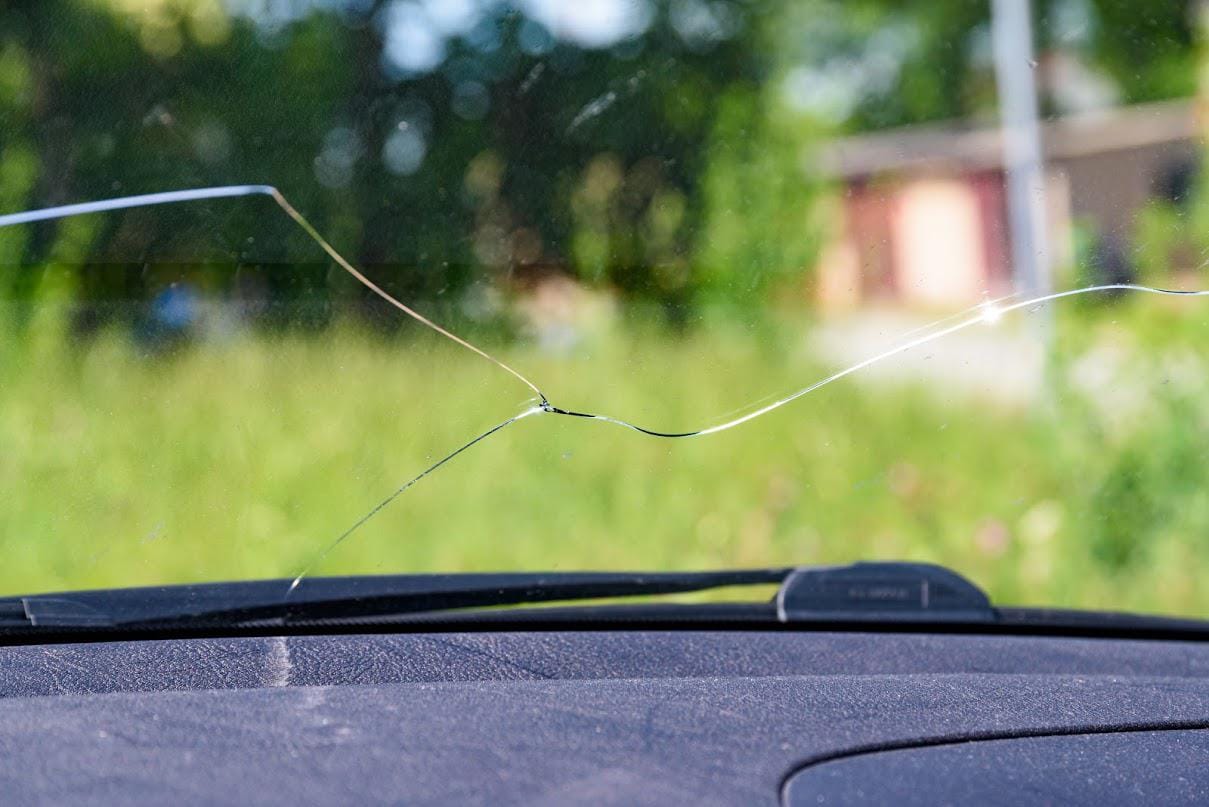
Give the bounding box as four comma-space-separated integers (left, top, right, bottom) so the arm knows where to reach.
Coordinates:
1130, 162, 1209, 282
5, 303, 1209, 618
1044, 297, 1209, 601
770, 0, 1199, 131
1, 0, 1203, 322
1132, 202, 1185, 283
694, 87, 823, 305
0, 0, 825, 318
1081, 0, 1198, 102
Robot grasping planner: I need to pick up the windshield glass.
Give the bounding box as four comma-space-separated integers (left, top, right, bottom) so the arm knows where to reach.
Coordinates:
3, 0, 1208, 618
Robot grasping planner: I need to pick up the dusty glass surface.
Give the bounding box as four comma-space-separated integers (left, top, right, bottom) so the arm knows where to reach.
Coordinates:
2, 0, 1208, 617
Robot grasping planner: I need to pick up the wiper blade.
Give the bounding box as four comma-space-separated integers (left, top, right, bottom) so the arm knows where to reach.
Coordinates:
2, 568, 790, 630
0, 562, 996, 631
5, 563, 1208, 641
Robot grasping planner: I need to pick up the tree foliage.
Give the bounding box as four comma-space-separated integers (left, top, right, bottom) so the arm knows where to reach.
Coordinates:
0, 0, 1200, 327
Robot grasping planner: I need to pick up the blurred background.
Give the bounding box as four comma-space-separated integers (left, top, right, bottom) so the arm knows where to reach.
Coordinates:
3, 0, 1209, 615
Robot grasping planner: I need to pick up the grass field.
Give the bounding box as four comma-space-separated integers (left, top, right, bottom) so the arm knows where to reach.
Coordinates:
3, 294, 1209, 617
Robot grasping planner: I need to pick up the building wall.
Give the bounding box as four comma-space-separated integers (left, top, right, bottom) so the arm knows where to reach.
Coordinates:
891, 177, 992, 307
1058, 139, 1200, 246
818, 171, 1011, 310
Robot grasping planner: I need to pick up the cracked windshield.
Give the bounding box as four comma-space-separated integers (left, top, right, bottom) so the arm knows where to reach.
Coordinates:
3, 0, 1209, 617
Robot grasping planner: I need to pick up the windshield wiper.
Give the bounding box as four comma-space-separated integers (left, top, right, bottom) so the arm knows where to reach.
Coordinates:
3, 561, 1209, 639
0, 562, 997, 631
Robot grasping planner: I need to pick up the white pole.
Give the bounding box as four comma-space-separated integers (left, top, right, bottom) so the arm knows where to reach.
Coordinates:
991, 0, 1052, 308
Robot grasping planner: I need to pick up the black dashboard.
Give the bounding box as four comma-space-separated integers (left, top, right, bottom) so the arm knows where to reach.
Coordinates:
2, 629, 1208, 804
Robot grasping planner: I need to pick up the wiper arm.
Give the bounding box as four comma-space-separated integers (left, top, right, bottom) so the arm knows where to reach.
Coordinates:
0, 562, 996, 632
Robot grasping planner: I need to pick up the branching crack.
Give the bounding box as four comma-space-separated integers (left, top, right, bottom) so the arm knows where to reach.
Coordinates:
5, 185, 1207, 598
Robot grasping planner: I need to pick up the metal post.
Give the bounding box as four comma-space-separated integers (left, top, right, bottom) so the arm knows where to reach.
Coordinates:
991, 0, 1052, 308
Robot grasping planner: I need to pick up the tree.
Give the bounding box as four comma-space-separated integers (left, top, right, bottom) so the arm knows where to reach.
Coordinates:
0, 0, 1199, 329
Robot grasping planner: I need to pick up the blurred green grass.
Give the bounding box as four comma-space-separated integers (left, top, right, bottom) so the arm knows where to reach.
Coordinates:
2, 296, 1209, 618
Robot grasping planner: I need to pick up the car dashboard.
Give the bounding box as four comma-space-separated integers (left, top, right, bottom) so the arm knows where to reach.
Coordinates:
1, 629, 1208, 804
